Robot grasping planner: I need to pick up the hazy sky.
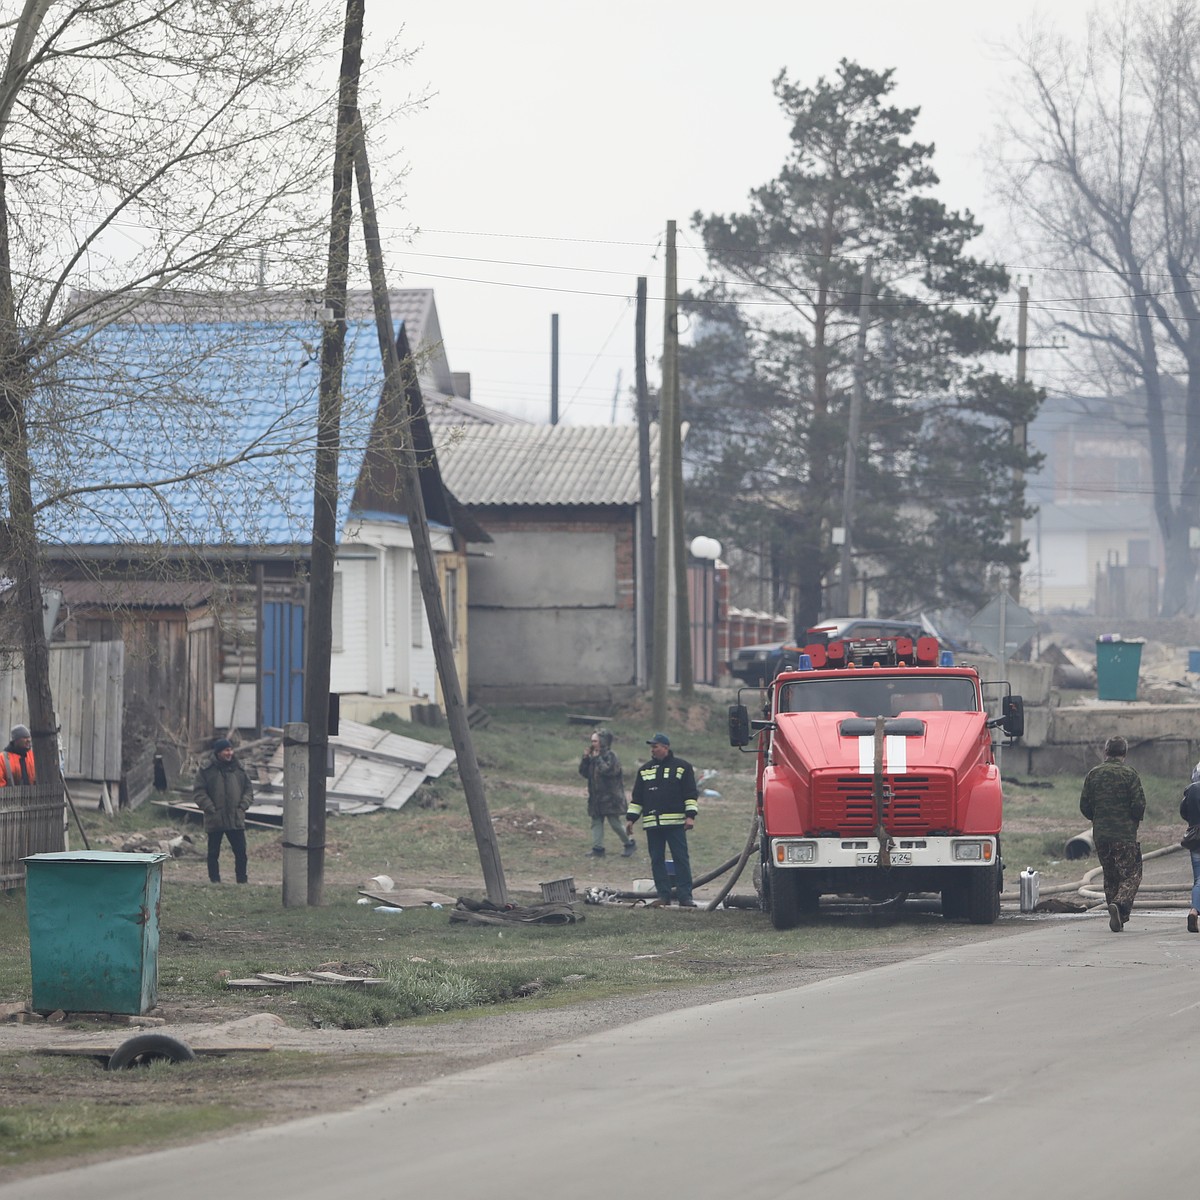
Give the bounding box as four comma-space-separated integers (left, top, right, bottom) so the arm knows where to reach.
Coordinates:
372, 1, 1101, 424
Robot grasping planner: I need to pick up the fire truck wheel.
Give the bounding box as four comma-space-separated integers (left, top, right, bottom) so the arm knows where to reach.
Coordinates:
767, 863, 802, 930
965, 863, 1002, 925
941, 886, 968, 921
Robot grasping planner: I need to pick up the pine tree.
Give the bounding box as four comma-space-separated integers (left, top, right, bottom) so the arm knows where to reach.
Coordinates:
684, 61, 1041, 636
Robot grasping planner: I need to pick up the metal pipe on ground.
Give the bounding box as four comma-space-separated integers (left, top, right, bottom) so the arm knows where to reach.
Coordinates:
1065, 828, 1094, 860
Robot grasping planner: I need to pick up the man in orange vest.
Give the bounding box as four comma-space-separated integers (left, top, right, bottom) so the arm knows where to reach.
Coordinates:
0, 723, 35, 786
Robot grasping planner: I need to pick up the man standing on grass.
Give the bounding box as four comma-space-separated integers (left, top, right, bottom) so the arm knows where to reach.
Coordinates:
194, 736, 253, 884
1080, 735, 1146, 931
627, 733, 698, 907
579, 728, 636, 859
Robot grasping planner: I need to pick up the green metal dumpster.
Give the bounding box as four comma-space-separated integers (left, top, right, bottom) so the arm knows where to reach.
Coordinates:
1095, 636, 1145, 702
23, 850, 167, 1015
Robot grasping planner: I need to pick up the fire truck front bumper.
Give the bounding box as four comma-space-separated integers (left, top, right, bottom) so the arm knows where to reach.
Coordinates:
769, 835, 998, 871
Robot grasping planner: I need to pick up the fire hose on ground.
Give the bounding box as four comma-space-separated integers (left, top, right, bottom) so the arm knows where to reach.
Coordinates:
1002, 839, 1193, 911
591, 823, 1195, 914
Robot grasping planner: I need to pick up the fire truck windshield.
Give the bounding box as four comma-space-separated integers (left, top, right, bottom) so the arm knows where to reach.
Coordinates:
776, 676, 979, 718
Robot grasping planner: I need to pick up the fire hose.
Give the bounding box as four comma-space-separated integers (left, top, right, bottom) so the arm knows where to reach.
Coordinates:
1000, 842, 1193, 910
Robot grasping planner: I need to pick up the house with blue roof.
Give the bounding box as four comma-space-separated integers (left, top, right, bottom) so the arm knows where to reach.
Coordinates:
42, 289, 493, 759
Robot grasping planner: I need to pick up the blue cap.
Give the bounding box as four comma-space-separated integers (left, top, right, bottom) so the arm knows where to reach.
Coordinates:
646, 732, 670, 746
212, 737, 233, 753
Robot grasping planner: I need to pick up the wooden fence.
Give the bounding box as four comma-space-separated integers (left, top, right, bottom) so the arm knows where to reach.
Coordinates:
0, 642, 124, 781
0, 783, 65, 889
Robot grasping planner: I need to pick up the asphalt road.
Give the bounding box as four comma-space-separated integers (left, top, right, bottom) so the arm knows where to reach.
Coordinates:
7, 908, 1199, 1200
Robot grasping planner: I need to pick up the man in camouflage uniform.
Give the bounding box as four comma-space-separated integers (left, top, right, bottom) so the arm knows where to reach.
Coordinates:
579, 728, 635, 858
1080, 735, 1146, 931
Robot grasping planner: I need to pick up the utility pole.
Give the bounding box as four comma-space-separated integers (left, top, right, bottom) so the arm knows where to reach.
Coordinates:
550, 313, 559, 425
1010, 283, 1029, 604
353, 115, 508, 905
635, 277, 654, 685
838, 258, 873, 617
304, 0, 362, 906
653, 222, 677, 727
671, 281, 693, 697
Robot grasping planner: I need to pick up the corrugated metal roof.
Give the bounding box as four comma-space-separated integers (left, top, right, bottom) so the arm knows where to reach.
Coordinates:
423, 390, 530, 426
37, 318, 389, 548
64, 288, 519, 415
435, 424, 660, 507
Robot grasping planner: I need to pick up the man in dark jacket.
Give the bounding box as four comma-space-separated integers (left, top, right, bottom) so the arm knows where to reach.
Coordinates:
193, 736, 254, 883
1080, 735, 1146, 931
579, 728, 635, 858
627, 733, 699, 907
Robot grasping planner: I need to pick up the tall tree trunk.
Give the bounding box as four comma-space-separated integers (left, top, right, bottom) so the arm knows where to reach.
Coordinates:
0, 146, 58, 782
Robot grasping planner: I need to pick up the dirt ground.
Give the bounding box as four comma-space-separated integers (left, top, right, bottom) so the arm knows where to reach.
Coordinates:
1, 905, 1044, 1183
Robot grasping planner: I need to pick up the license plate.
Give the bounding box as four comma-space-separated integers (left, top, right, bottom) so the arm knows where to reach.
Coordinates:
856, 852, 912, 865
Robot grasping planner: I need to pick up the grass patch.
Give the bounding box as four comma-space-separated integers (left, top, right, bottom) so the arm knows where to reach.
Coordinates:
0, 1099, 244, 1167
0, 1050, 372, 1170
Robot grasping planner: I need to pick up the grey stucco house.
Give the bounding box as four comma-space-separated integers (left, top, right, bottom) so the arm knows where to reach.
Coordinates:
435, 423, 662, 705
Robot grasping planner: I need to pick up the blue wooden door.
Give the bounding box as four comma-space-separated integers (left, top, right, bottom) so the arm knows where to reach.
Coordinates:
262, 601, 305, 729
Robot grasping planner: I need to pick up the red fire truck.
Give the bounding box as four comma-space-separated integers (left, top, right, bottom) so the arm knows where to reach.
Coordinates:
729, 633, 1024, 929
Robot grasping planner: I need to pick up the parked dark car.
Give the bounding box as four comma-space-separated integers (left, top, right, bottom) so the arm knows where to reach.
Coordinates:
729, 617, 929, 686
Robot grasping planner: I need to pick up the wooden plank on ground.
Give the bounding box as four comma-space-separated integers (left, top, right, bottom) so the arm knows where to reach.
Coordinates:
303, 971, 385, 985
358, 887, 456, 907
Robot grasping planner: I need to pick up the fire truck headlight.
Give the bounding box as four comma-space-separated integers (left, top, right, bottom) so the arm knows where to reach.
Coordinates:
953, 841, 985, 861
776, 841, 816, 864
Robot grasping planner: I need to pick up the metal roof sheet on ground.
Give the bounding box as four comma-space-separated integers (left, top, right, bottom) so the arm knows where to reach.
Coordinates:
434, 423, 660, 507
259, 719, 454, 811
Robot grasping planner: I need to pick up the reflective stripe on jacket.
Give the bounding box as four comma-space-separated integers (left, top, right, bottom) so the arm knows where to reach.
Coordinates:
626, 753, 698, 829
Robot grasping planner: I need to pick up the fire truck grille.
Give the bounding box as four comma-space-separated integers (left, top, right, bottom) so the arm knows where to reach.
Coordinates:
813, 775, 954, 833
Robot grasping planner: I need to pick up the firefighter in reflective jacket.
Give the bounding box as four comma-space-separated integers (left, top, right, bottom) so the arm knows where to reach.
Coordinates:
626, 733, 699, 906
0, 723, 35, 786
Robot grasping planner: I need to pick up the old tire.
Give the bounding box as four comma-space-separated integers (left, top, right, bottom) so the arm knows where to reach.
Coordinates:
107, 1033, 196, 1070
767, 862, 801, 930
966, 863, 1001, 925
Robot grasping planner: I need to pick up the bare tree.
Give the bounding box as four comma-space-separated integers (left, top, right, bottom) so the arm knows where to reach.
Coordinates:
0, 1, 359, 775
1000, 1, 1200, 615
